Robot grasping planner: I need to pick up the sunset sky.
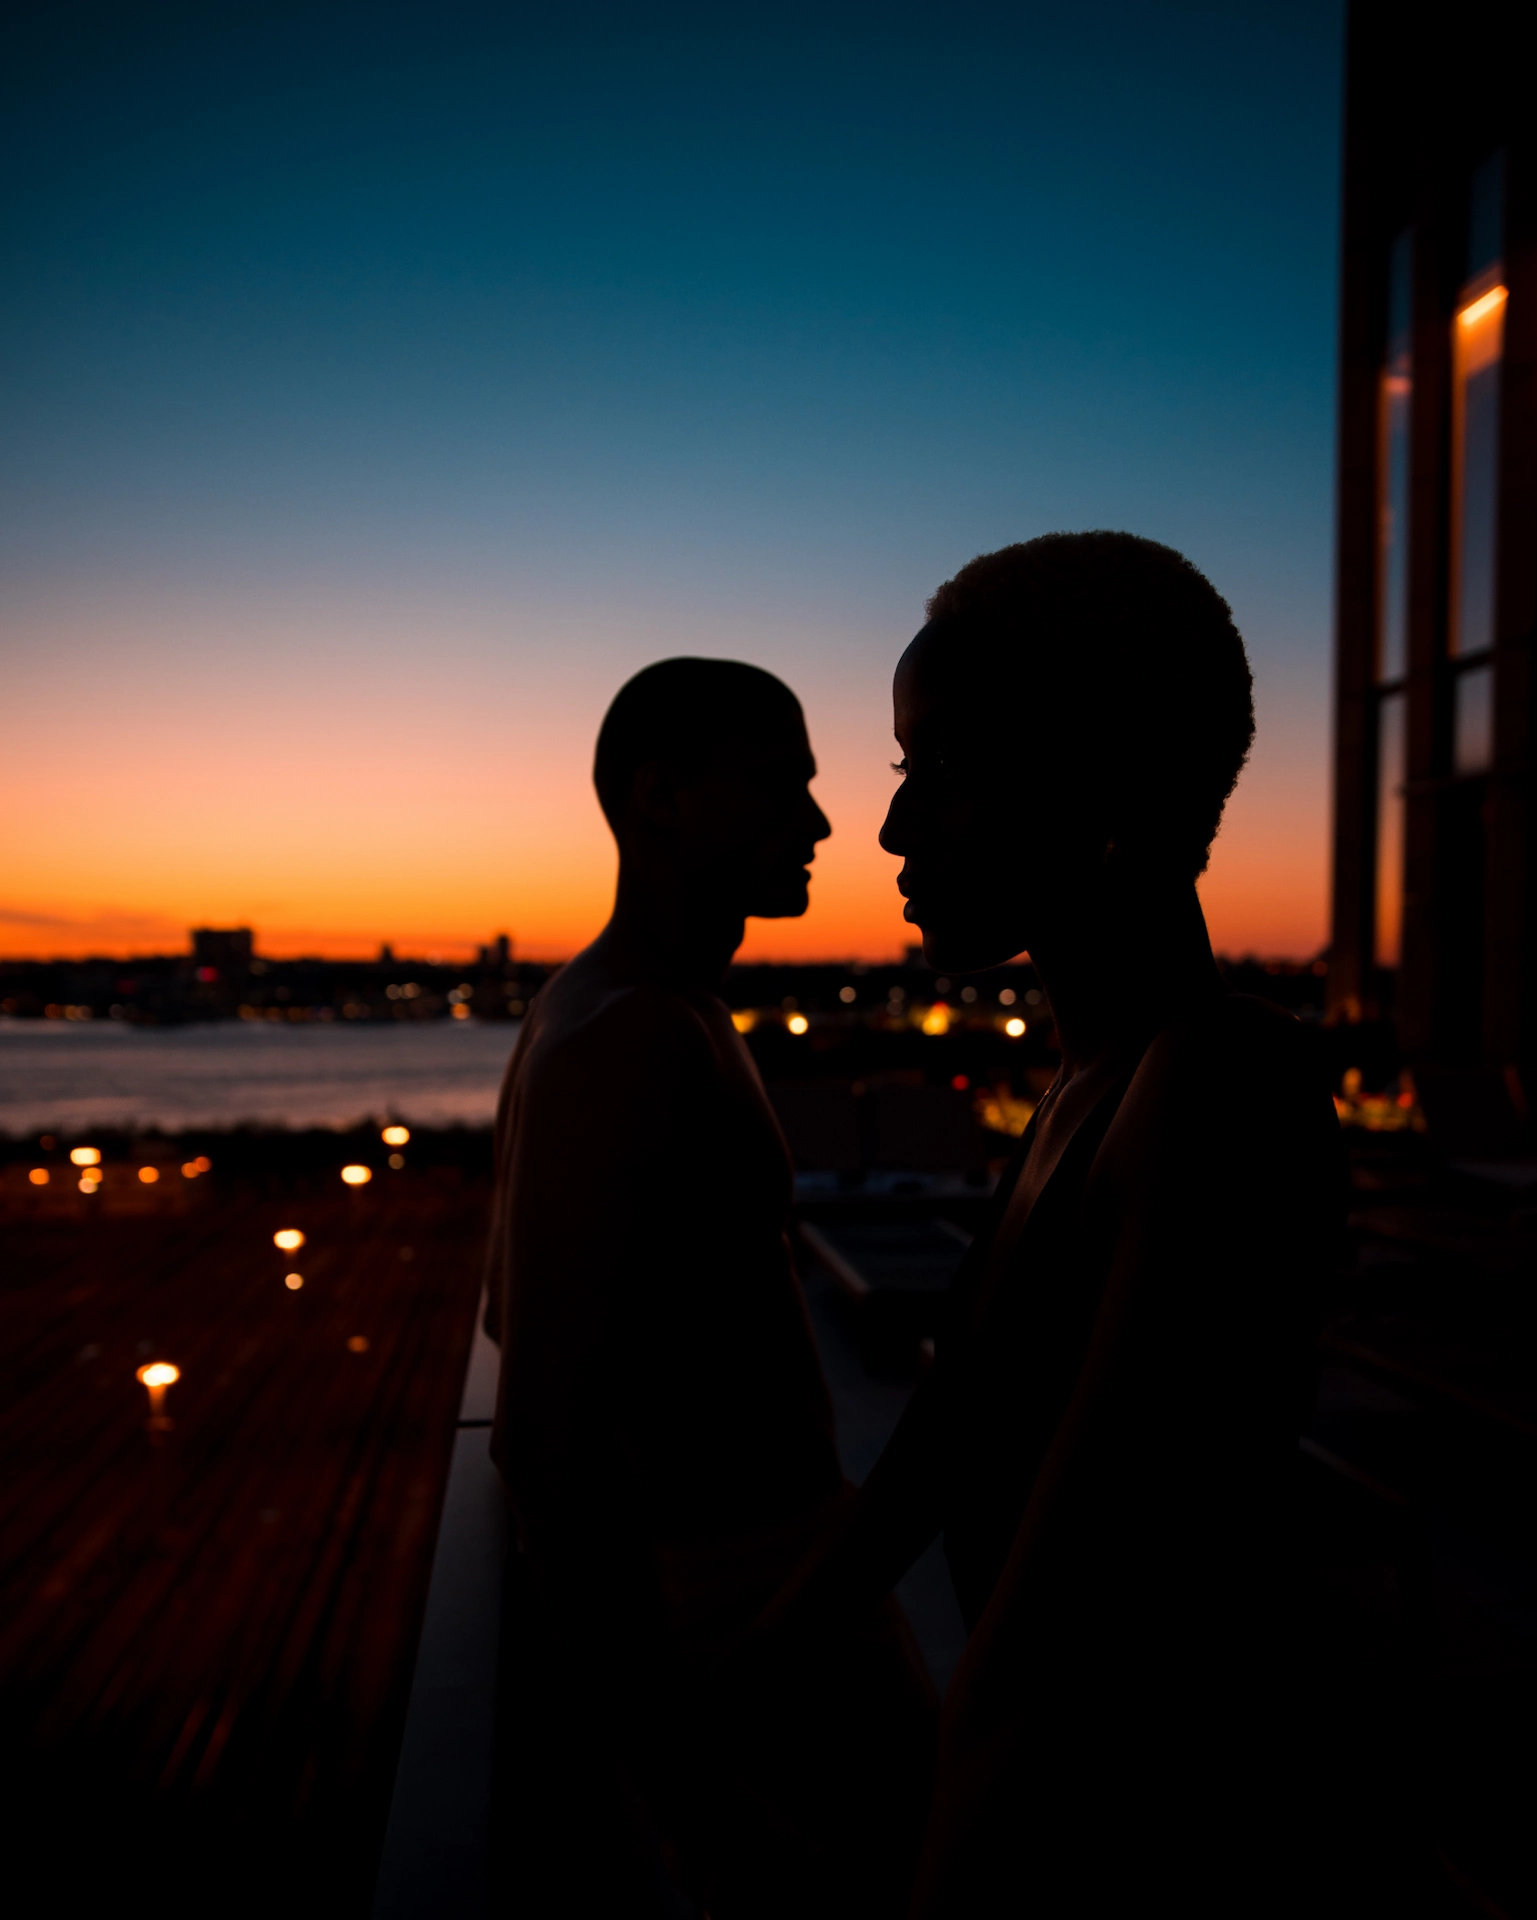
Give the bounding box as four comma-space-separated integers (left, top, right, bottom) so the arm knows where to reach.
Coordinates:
2, 1, 1343, 964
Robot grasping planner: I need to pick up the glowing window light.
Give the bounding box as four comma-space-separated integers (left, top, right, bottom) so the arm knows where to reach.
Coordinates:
787, 1014, 810, 1035
138, 1166, 160, 1184
382, 1126, 410, 1146
70, 1146, 102, 1166
1004, 1017, 1027, 1038
1457, 284, 1507, 330
921, 1004, 951, 1037
1449, 282, 1507, 657
285, 1273, 304, 1290
341, 1165, 373, 1186
274, 1228, 305, 1251
29, 1168, 49, 1186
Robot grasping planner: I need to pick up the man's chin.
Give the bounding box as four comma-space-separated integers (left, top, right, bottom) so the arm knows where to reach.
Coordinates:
747, 885, 812, 920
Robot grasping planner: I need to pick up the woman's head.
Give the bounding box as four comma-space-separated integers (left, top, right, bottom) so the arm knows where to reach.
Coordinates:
881, 532, 1253, 970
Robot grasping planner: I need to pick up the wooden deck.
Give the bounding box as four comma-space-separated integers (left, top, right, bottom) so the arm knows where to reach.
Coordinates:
0, 1167, 488, 1919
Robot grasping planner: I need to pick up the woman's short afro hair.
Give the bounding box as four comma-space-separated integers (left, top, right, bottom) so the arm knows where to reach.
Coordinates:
924, 532, 1254, 878
593, 656, 803, 829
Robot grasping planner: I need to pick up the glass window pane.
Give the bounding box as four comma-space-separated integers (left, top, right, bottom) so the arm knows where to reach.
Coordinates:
1467, 150, 1505, 280
1454, 665, 1494, 775
1450, 157, 1505, 659
1375, 691, 1406, 969
1377, 230, 1412, 682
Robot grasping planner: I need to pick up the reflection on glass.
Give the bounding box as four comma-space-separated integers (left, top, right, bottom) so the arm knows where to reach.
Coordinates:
1375, 692, 1406, 969
1377, 231, 1412, 682
1450, 155, 1505, 659
1454, 665, 1494, 775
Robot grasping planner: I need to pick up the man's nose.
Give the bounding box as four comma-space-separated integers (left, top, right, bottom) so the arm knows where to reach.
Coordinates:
808, 795, 832, 844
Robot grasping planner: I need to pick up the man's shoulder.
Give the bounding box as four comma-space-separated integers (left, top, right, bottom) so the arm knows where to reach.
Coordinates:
521, 969, 715, 1086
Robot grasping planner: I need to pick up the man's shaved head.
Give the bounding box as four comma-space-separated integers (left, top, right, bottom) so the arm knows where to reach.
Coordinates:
594, 656, 805, 828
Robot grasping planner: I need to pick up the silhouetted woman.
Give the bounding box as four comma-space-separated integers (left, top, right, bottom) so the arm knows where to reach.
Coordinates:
752, 534, 1344, 1917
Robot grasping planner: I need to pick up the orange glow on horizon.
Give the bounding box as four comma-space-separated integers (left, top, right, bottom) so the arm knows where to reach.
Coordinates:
0, 593, 1329, 964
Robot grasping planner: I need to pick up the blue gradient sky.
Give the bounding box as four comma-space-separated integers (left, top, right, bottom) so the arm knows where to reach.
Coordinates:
1, 1, 1343, 960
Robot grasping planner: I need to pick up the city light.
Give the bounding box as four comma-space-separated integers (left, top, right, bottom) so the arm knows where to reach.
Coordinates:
347, 1335, 370, 1352
137, 1360, 180, 1425
382, 1126, 410, 1145
70, 1146, 101, 1166
921, 1004, 951, 1036
28, 1168, 49, 1186
341, 1165, 373, 1186
274, 1228, 305, 1251
787, 1013, 810, 1035
388, 1153, 405, 1169
285, 1273, 304, 1290
839, 985, 857, 1004
731, 1010, 757, 1033
998, 988, 1017, 1006
138, 1166, 160, 1184
451, 1002, 471, 1019
1004, 1017, 1027, 1038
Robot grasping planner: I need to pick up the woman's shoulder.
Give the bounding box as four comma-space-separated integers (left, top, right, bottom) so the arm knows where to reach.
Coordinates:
1107, 991, 1340, 1176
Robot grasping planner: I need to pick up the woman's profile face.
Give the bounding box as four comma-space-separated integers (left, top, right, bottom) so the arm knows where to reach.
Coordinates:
879, 625, 1102, 971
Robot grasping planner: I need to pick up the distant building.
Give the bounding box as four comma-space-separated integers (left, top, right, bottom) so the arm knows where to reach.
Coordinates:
1330, 5, 1532, 1101
478, 934, 513, 969
191, 927, 253, 985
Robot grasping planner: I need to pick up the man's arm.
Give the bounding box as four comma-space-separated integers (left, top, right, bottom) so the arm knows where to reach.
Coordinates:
490, 987, 721, 1822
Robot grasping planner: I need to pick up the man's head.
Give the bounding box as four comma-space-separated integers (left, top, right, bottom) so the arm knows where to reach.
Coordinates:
596, 657, 830, 920
881, 532, 1254, 971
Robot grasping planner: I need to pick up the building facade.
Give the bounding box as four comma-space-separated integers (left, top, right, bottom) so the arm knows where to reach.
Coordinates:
1330, 4, 1534, 1098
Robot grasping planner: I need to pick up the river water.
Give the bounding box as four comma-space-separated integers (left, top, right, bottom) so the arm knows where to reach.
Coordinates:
0, 1019, 519, 1135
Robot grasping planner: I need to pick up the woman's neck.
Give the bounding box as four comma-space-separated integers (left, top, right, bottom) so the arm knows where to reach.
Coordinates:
1029, 880, 1221, 1077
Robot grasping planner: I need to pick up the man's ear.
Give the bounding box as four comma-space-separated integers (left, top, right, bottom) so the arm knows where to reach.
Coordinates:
629, 758, 686, 831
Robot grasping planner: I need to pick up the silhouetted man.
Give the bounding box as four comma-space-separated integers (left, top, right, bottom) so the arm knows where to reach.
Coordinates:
749, 536, 1345, 1916
484, 658, 935, 1917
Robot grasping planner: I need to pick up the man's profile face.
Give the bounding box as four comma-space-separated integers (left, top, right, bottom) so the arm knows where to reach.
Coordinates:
880, 626, 1096, 970
670, 719, 831, 920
